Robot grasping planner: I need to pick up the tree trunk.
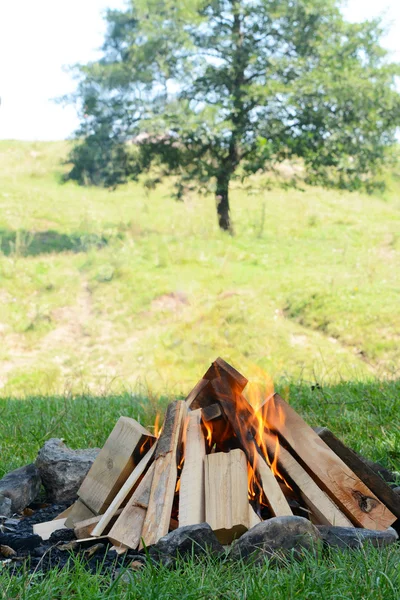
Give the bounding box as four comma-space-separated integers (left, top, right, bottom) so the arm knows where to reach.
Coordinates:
216, 175, 233, 233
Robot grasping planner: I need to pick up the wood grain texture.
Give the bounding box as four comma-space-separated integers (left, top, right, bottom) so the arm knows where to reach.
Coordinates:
91, 443, 156, 537
185, 378, 211, 409
186, 357, 247, 409
140, 401, 188, 547
205, 449, 250, 544
263, 394, 396, 530
179, 409, 206, 526
262, 431, 352, 526
107, 462, 155, 549
211, 379, 292, 517
53, 504, 74, 521
33, 519, 67, 540
64, 499, 95, 528
78, 416, 155, 515
316, 427, 400, 520
74, 509, 123, 539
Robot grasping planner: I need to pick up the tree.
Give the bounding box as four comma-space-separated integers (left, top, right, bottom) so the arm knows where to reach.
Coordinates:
66, 0, 400, 232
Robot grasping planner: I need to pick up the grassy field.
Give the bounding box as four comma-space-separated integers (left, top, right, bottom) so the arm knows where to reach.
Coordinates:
1, 140, 400, 396
0, 140, 400, 598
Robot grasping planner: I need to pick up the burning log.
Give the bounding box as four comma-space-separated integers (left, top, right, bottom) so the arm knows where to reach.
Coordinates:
205, 449, 251, 544
186, 357, 248, 410
179, 409, 206, 527
77, 417, 155, 515
262, 394, 396, 530
211, 378, 293, 518
140, 401, 188, 547
30, 358, 399, 554
262, 430, 352, 527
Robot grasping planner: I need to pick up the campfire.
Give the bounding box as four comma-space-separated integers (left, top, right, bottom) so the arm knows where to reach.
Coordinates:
34, 358, 399, 552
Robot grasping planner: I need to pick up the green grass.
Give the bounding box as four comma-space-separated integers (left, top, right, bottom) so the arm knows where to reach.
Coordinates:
1, 140, 400, 597
1, 140, 400, 395
1, 546, 400, 599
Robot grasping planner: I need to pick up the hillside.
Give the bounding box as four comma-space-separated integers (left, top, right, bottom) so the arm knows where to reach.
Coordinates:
0, 140, 399, 397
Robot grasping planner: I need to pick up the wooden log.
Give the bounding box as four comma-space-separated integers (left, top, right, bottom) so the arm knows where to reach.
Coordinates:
78, 417, 155, 515
140, 401, 188, 547
33, 518, 67, 541
107, 462, 155, 549
91, 443, 156, 537
203, 357, 248, 390
53, 504, 74, 521
248, 504, 262, 528
202, 403, 223, 422
262, 394, 396, 530
185, 378, 211, 409
211, 379, 292, 517
315, 427, 400, 520
74, 509, 123, 540
262, 430, 352, 527
179, 409, 206, 526
186, 357, 248, 410
205, 449, 250, 544
65, 499, 96, 528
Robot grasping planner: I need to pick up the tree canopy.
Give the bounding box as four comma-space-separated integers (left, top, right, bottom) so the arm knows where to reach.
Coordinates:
66, 0, 400, 231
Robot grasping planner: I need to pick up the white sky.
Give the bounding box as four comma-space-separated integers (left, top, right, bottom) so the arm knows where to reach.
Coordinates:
0, 0, 399, 141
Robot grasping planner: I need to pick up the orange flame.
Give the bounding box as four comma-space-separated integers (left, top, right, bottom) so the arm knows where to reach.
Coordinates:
202, 419, 213, 448
153, 413, 161, 438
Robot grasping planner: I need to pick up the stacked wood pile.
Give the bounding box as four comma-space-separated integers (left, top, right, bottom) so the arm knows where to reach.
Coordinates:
34, 358, 400, 550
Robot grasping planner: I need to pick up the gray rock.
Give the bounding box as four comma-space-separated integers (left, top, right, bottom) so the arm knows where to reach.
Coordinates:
0, 464, 41, 513
36, 438, 99, 503
148, 523, 224, 566
0, 494, 12, 517
230, 516, 322, 563
317, 526, 399, 550
394, 487, 400, 495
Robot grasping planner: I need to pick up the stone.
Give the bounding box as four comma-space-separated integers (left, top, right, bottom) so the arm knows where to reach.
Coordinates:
230, 516, 322, 563
0, 495, 12, 518
394, 487, 400, 496
317, 526, 399, 550
36, 438, 99, 503
148, 523, 224, 566
0, 464, 41, 513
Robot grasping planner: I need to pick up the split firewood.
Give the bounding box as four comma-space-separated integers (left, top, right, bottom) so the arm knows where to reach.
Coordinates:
205, 449, 250, 544
74, 509, 123, 540
211, 379, 292, 517
140, 401, 188, 547
315, 427, 400, 520
64, 499, 96, 528
91, 443, 157, 537
262, 394, 396, 530
202, 403, 223, 422
53, 504, 74, 521
248, 504, 262, 528
179, 409, 206, 526
107, 462, 156, 549
186, 357, 248, 410
78, 417, 155, 515
108, 542, 129, 555
262, 430, 352, 527
33, 518, 68, 541
185, 378, 211, 409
